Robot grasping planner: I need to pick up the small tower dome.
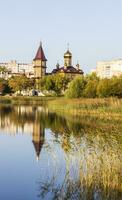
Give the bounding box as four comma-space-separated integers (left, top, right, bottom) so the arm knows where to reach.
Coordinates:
64, 50, 72, 58
64, 44, 72, 67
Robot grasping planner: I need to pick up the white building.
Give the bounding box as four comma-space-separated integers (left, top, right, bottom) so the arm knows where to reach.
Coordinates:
0, 60, 34, 78
94, 59, 122, 79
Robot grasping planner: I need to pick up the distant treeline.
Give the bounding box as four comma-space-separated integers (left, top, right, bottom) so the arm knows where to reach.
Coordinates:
65, 73, 122, 98
0, 72, 122, 98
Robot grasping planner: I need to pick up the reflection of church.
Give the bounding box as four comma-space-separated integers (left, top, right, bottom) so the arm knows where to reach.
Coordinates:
32, 120, 45, 161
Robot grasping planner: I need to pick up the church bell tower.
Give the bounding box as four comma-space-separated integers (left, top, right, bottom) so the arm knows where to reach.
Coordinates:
33, 42, 47, 78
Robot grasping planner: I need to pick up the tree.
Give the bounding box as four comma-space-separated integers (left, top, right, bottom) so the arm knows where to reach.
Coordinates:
83, 80, 98, 98
0, 78, 10, 94
0, 78, 5, 94
109, 76, 122, 98
96, 76, 122, 98
65, 76, 86, 98
8, 75, 32, 93
53, 74, 70, 95
85, 72, 99, 81
39, 74, 70, 96
0, 66, 8, 73
38, 75, 55, 91
97, 78, 112, 97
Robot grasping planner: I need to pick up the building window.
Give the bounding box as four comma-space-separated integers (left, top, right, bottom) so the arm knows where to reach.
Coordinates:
105, 66, 111, 77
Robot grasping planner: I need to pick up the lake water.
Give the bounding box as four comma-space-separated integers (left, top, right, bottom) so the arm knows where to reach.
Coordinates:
0, 105, 121, 200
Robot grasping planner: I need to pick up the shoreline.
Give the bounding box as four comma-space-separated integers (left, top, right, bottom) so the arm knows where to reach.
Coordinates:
0, 96, 122, 119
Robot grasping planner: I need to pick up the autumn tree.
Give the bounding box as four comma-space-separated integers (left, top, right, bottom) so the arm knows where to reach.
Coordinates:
8, 75, 32, 93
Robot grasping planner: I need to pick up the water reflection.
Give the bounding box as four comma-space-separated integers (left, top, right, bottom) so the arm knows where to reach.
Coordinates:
32, 110, 45, 161
0, 105, 122, 200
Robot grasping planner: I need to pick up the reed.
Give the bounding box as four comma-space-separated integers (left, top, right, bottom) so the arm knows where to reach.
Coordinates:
47, 97, 122, 118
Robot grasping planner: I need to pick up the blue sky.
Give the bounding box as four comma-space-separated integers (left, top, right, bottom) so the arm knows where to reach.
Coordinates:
0, 0, 122, 73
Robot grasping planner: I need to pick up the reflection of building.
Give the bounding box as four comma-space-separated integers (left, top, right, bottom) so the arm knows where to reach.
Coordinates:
93, 59, 122, 78
52, 47, 84, 78
33, 42, 47, 78
32, 121, 45, 161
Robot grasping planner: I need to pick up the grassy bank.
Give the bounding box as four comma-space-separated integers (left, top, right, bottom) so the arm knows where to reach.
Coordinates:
0, 96, 55, 106
47, 97, 122, 118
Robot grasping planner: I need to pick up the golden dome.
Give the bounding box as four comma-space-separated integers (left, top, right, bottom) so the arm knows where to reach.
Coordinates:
64, 50, 72, 57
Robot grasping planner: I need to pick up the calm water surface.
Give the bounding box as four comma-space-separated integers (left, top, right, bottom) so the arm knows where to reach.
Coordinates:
0, 105, 122, 200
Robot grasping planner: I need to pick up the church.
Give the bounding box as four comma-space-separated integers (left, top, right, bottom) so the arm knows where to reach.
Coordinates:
33, 42, 84, 79
0, 42, 84, 79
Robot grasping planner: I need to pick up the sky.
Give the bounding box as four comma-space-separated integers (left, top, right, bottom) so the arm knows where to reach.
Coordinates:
0, 0, 122, 73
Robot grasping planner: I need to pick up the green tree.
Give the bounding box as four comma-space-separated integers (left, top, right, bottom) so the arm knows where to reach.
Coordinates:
65, 76, 86, 98
0, 66, 8, 73
85, 72, 99, 81
97, 78, 112, 97
110, 76, 122, 97
84, 80, 98, 98
39, 74, 70, 96
38, 75, 55, 91
53, 74, 70, 95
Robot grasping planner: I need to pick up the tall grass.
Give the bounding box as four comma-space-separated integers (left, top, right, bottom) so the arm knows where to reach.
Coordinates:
47, 97, 122, 118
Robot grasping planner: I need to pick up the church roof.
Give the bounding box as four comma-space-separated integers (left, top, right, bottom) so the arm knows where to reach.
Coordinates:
33, 43, 47, 61
52, 66, 84, 74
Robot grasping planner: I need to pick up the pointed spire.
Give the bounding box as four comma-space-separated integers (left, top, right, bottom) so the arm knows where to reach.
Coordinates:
56, 61, 60, 69
67, 43, 69, 51
40, 40, 42, 46
32, 141, 42, 160
76, 61, 80, 70
33, 42, 47, 61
